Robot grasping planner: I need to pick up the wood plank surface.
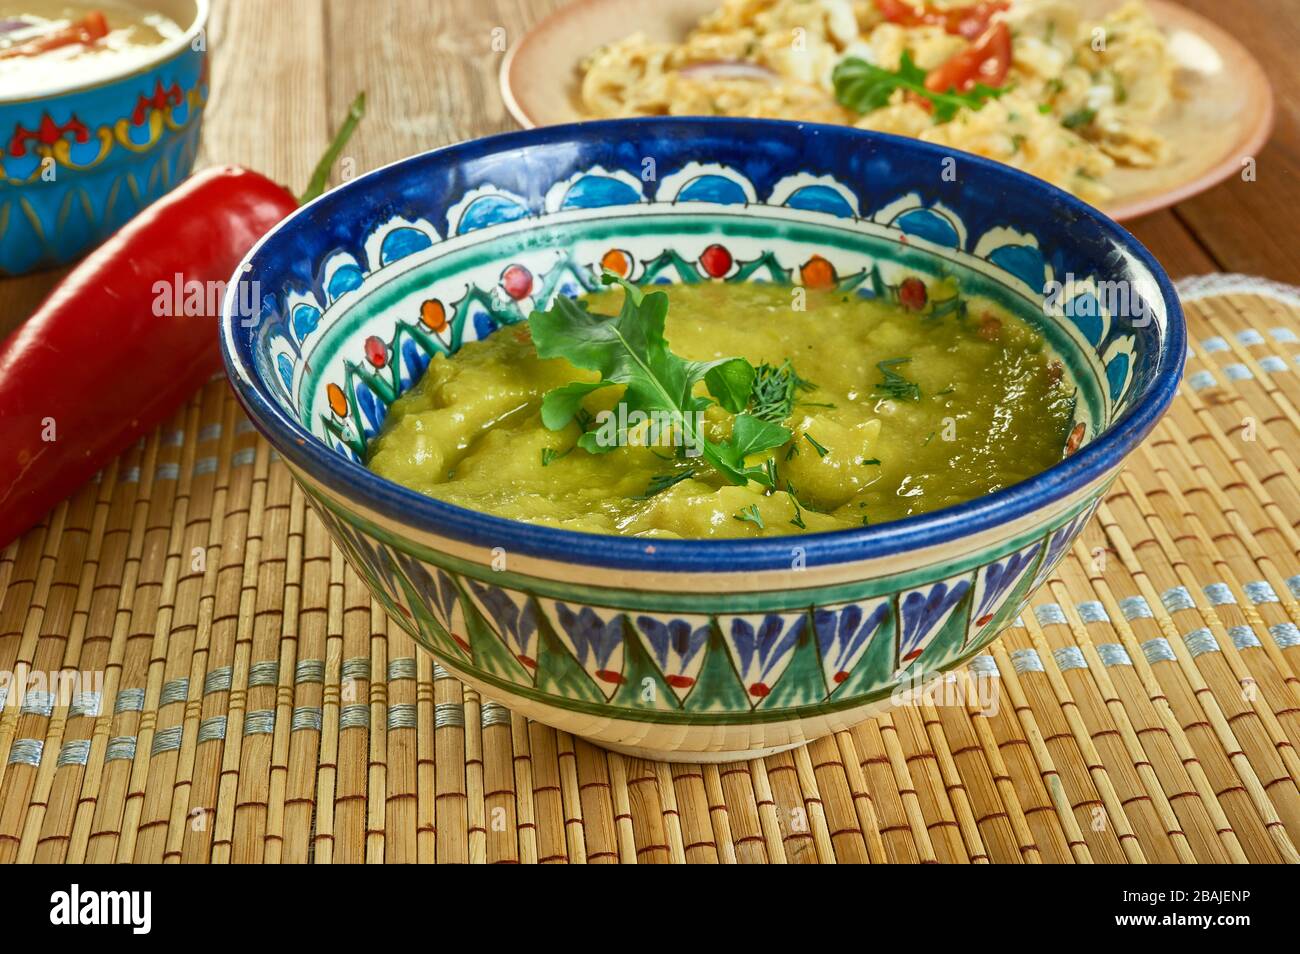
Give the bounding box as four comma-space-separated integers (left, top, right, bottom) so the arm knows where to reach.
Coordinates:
0, 0, 1293, 342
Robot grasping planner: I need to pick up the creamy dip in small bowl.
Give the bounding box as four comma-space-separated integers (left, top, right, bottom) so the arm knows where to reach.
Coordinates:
0, 0, 208, 274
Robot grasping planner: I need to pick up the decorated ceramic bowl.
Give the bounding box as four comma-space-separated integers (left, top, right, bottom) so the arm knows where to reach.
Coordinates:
220, 118, 1184, 761
0, 0, 208, 275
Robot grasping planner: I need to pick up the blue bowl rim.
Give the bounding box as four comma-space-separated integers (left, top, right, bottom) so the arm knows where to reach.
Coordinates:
220, 116, 1186, 574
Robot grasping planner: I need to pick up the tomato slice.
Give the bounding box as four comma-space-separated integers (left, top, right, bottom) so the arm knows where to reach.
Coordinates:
0, 10, 110, 59
874, 0, 1007, 39
874, 0, 930, 26
924, 21, 1011, 94
944, 2, 1008, 40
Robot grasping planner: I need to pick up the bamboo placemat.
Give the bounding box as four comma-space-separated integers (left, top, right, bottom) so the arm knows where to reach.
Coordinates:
2, 286, 1300, 864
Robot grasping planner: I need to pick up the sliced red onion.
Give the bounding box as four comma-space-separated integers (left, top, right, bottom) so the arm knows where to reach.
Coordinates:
678, 60, 777, 82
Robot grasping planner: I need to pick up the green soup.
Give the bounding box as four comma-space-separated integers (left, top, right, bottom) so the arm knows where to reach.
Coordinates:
367, 282, 1076, 538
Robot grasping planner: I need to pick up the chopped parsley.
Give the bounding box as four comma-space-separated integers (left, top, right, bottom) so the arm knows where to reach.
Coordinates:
733, 504, 765, 530
1062, 107, 1096, 130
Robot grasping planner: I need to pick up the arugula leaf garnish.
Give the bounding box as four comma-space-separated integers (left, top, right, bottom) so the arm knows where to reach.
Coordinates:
528, 272, 791, 488
833, 52, 1007, 123
710, 414, 793, 487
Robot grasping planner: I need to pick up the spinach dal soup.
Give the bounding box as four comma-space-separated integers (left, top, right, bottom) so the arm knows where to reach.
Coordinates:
367, 278, 1077, 538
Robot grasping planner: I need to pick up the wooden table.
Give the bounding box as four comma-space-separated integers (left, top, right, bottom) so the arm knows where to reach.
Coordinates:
0, 0, 1296, 335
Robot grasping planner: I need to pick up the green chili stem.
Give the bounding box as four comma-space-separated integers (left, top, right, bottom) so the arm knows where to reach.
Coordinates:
299, 91, 367, 204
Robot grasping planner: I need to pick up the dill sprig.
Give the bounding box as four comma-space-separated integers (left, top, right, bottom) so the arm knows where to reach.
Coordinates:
803, 433, 830, 457
749, 359, 817, 424
636, 469, 696, 500
786, 480, 807, 530
734, 504, 765, 529
872, 357, 921, 402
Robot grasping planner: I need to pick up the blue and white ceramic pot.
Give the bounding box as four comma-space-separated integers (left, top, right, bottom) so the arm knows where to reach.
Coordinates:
221, 118, 1184, 761
0, 0, 208, 275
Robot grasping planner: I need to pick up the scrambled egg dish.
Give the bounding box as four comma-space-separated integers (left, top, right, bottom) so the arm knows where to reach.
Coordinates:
578, 0, 1176, 204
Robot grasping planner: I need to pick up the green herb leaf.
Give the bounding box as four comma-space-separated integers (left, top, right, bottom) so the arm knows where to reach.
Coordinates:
636, 469, 696, 499
749, 359, 816, 424
833, 53, 1007, 124
709, 415, 793, 487
540, 446, 572, 467
872, 357, 921, 402
1061, 107, 1096, 130
733, 504, 766, 530
786, 480, 807, 529
540, 380, 614, 431
700, 357, 756, 414
529, 271, 785, 487
803, 433, 830, 458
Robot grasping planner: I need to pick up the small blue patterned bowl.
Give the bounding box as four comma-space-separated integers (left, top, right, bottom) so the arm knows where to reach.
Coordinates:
0, 0, 208, 275
221, 118, 1184, 761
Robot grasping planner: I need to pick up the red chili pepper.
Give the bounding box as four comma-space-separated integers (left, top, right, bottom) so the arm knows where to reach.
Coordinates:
873, 0, 1007, 40
0, 93, 365, 547
0, 9, 109, 59
925, 20, 1011, 94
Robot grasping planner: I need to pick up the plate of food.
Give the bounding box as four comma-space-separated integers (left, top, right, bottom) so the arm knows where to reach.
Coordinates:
500, 0, 1273, 220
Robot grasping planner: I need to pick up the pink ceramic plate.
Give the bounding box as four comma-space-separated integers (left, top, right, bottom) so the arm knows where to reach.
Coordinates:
500, 0, 1274, 221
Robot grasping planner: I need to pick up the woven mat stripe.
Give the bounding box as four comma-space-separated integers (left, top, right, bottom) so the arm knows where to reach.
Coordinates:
3, 294, 1300, 862
1057, 547, 1239, 862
